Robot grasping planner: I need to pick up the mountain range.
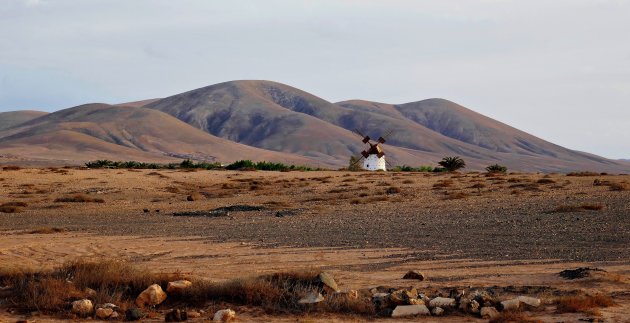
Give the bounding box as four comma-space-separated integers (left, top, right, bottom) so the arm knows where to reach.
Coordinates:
0, 80, 627, 173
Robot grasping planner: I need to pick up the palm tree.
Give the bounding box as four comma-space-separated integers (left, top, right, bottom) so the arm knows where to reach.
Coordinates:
438, 156, 466, 172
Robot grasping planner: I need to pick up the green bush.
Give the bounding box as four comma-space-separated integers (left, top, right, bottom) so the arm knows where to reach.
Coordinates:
438, 156, 466, 172
485, 164, 507, 173
391, 165, 434, 172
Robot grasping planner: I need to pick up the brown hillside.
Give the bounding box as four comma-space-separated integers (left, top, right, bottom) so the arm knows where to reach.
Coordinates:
0, 110, 48, 131
0, 103, 320, 166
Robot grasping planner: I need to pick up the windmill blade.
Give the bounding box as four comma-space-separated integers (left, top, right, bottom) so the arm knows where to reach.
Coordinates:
349, 155, 364, 168
353, 128, 366, 138
385, 159, 393, 168
380, 129, 394, 142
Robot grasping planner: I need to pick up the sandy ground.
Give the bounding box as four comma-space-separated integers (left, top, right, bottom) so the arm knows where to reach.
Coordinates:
1, 168, 629, 322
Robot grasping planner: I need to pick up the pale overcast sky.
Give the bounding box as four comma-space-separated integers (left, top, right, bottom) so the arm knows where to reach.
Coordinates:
1, 0, 629, 158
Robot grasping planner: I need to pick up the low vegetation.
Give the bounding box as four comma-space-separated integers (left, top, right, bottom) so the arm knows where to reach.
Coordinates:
555, 294, 615, 315
54, 194, 105, 203
0, 201, 27, 213
438, 156, 466, 172
390, 165, 434, 172
486, 164, 508, 174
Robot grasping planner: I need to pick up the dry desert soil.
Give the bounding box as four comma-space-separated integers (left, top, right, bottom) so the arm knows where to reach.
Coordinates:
0, 167, 629, 322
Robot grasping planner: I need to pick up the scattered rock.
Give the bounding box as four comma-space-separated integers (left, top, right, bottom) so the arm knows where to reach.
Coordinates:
317, 272, 339, 293
187, 193, 202, 201
110, 311, 119, 319
97, 303, 119, 311
84, 287, 97, 297
500, 298, 520, 311
390, 288, 418, 305
174, 205, 264, 217
408, 298, 425, 305
391, 305, 430, 317
213, 309, 236, 322
559, 267, 605, 280
136, 284, 167, 307
187, 311, 201, 318
469, 299, 480, 313
95, 307, 113, 319
517, 296, 541, 307
402, 270, 425, 281
165, 308, 188, 322
429, 297, 456, 308
125, 308, 145, 321
166, 280, 192, 294
480, 306, 500, 319
298, 291, 325, 304
334, 290, 358, 299
432, 306, 445, 316
71, 299, 93, 317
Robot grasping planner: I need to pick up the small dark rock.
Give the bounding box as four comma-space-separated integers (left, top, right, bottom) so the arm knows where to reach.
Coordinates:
125, 308, 145, 321
165, 308, 188, 322
559, 267, 606, 280
143, 208, 149, 213
402, 270, 425, 281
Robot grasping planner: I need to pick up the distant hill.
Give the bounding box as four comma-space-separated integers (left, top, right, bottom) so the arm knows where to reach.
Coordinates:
146, 80, 629, 173
2, 80, 628, 172
0, 103, 320, 166
0, 110, 48, 131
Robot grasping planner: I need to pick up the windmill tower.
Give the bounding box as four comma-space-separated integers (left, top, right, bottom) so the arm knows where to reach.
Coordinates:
351, 129, 392, 171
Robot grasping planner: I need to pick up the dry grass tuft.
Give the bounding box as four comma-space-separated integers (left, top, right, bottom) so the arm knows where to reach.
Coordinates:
556, 294, 615, 315
385, 186, 401, 194
443, 192, 470, 200
490, 310, 542, 323
567, 171, 600, 177
28, 227, 66, 234
2, 165, 21, 171
54, 194, 105, 203
608, 182, 628, 191
0, 201, 27, 213
550, 203, 604, 213
537, 178, 556, 184
433, 179, 454, 189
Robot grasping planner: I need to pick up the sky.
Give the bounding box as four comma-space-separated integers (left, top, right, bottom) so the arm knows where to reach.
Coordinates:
1, 0, 629, 159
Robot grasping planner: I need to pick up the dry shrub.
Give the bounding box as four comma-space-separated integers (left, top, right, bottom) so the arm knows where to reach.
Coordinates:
402, 179, 414, 184
433, 179, 454, 189
54, 194, 104, 203
556, 294, 615, 314
28, 227, 66, 234
350, 198, 362, 205
608, 182, 628, 191
567, 171, 600, 177
186, 192, 203, 201
385, 186, 401, 194
537, 178, 556, 184
2, 165, 21, 171
443, 192, 470, 200
342, 178, 357, 182
0, 201, 25, 213
469, 183, 486, 189
580, 203, 604, 211
490, 310, 542, 323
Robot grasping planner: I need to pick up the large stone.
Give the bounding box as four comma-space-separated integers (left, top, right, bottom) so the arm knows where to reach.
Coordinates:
429, 297, 456, 308
167, 280, 193, 294
71, 299, 93, 317
298, 291, 325, 304
500, 298, 520, 311
317, 272, 339, 293
95, 307, 113, 319
136, 284, 167, 307
480, 306, 500, 319
431, 306, 445, 316
125, 308, 145, 321
390, 288, 418, 305
213, 309, 236, 322
402, 270, 425, 281
187, 311, 201, 318
517, 296, 541, 307
391, 305, 430, 317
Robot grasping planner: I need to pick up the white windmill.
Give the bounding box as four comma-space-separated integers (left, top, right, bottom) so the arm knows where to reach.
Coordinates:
351, 129, 393, 171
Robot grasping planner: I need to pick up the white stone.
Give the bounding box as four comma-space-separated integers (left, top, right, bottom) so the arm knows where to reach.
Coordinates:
95, 307, 113, 319
431, 307, 445, 316
391, 305, 430, 317
135, 284, 167, 307
71, 299, 93, 317
517, 296, 541, 307
298, 291, 325, 304
501, 298, 520, 311
480, 306, 500, 319
213, 309, 236, 322
429, 297, 456, 308
166, 280, 192, 294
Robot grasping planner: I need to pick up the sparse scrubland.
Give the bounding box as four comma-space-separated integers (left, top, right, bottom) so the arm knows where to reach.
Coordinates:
0, 167, 628, 321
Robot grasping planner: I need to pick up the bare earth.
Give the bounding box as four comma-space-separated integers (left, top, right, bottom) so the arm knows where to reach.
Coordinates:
0, 168, 629, 322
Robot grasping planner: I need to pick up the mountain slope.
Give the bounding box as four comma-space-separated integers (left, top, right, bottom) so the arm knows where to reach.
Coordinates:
0, 110, 48, 131
0, 103, 320, 166
147, 80, 628, 172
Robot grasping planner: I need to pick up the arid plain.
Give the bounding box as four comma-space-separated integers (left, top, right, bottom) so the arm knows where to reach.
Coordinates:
1, 166, 629, 322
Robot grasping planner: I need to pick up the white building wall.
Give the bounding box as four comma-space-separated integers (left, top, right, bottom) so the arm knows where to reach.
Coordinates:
363, 154, 386, 171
